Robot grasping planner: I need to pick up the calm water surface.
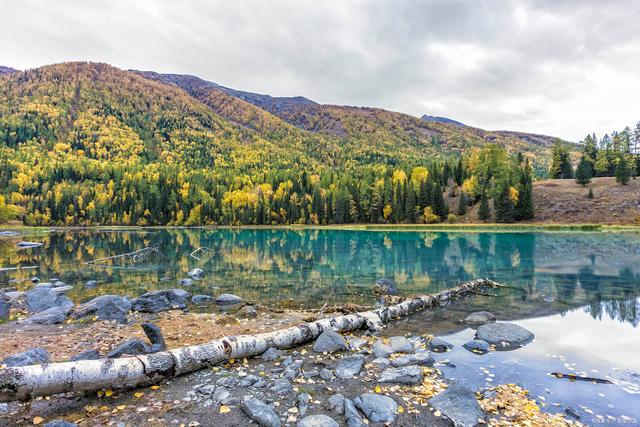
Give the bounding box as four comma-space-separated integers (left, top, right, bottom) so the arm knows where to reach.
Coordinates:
1, 228, 639, 424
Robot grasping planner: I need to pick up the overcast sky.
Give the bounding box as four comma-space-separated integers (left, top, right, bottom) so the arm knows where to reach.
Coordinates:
2, 0, 639, 141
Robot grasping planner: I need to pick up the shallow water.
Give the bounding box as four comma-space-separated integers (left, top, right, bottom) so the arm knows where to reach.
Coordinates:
1, 228, 640, 423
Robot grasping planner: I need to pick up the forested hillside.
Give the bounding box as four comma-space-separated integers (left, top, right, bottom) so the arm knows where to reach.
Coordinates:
1, 62, 539, 226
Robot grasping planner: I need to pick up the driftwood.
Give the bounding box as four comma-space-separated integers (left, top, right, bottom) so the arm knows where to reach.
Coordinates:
83, 246, 164, 268
0, 278, 499, 402
551, 372, 613, 384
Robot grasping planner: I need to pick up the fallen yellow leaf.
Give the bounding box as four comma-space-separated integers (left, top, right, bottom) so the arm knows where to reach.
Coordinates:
134, 392, 144, 398
33, 416, 44, 425
150, 385, 160, 390
117, 405, 126, 410
374, 385, 382, 393
105, 389, 113, 397
398, 406, 404, 413
220, 405, 231, 414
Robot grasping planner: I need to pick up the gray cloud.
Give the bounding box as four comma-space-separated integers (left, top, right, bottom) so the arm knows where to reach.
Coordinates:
1, 0, 639, 140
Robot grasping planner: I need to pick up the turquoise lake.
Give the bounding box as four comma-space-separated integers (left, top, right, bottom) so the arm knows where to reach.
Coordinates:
1, 228, 639, 424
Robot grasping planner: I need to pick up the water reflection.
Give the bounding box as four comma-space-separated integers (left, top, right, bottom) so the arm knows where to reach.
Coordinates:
1, 229, 639, 325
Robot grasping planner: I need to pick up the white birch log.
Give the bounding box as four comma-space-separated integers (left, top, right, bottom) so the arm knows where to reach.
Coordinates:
0, 278, 499, 402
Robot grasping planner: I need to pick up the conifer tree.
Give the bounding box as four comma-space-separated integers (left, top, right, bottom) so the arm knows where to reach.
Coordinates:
575, 156, 592, 186
516, 161, 534, 220
457, 192, 467, 216
615, 155, 631, 185
495, 181, 515, 223
478, 189, 491, 222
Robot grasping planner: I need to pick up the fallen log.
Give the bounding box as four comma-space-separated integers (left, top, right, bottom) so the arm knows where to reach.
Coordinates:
0, 278, 499, 402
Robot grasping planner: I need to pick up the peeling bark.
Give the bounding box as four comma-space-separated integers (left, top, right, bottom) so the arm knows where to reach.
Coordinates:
0, 278, 498, 402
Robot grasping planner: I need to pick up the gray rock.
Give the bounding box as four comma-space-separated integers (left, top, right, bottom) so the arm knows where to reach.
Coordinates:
428, 337, 454, 352
297, 415, 339, 427
2, 347, 50, 367
313, 330, 348, 353
319, 368, 335, 380
282, 355, 293, 366
106, 339, 148, 358
20, 306, 71, 324
25, 287, 74, 313
354, 393, 398, 423
85, 280, 98, 288
72, 295, 131, 323
377, 365, 423, 384
475, 322, 534, 350
217, 376, 240, 388
335, 354, 365, 379
0, 300, 10, 320
179, 278, 193, 286
285, 359, 304, 379
131, 289, 189, 313
260, 347, 284, 362
51, 285, 73, 293
429, 382, 485, 427
238, 305, 258, 318
464, 311, 496, 327
196, 384, 216, 395
16, 241, 43, 248
297, 392, 311, 416
241, 396, 281, 427
463, 339, 490, 354
141, 322, 166, 352
215, 293, 243, 304
373, 278, 397, 295
371, 357, 391, 369
43, 421, 77, 427
240, 374, 260, 387
344, 398, 366, 427
372, 336, 413, 358
69, 349, 101, 361
347, 337, 368, 351
213, 386, 231, 403
327, 394, 344, 414
188, 268, 204, 280
191, 294, 212, 304
270, 378, 292, 394
391, 351, 434, 367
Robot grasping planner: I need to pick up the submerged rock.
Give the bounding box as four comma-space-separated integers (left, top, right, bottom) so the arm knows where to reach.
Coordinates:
390, 351, 434, 367
463, 339, 490, 354
475, 322, 534, 350
241, 396, 281, 427
191, 294, 212, 304
215, 293, 243, 305
187, 268, 204, 280
429, 381, 485, 427
313, 330, 348, 353
84, 280, 98, 288
178, 278, 193, 286
354, 393, 398, 423
2, 347, 51, 367
238, 305, 258, 318
428, 337, 454, 352
72, 295, 131, 323
372, 336, 413, 358
297, 415, 339, 427
69, 349, 101, 361
377, 365, 423, 384
131, 289, 189, 313
335, 354, 365, 379
464, 311, 496, 327
25, 287, 74, 313
373, 278, 397, 295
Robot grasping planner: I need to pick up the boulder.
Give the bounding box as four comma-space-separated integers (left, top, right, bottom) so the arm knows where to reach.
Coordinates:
69, 349, 101, 361
373, 278, 397, 295
238, 305, 258, 318
20, 306, 71, 325
354, 393, 398, 423
429, 382, 485, 427
191, 294, 212, 304
390, 351, 434, 367
371, 357, 391, 369
0, 300, 10, 320
25, 287, 74, 313
335, 354, 365, 379
428, 337, 454, 352
475, 322, 534, 350
131, 289, 189, 313
241, 396, 281, 427
215, 293, 243, 304
260, 347, 284, 362
187, 268, 204, 280
463, 339, 490, 354
106, 339, 148, 358
372, 336, 413, 358
344, 398, 367, 427
464, 311, 496, 327
347, 337, 368, 351
377, 365, 423, 384
2, 347, 51, 367
297, 415, 339, 427
72, 295, 131, 323
141, 322, 166, 352
327, 394, 344, 414
313, 330, 348, 353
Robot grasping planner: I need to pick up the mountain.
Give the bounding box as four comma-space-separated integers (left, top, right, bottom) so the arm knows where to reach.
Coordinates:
0, 66, 17, 75
421, 114, 465, 127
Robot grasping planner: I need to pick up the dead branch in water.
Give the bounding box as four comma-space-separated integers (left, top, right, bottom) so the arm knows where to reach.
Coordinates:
83, 247, 164, 268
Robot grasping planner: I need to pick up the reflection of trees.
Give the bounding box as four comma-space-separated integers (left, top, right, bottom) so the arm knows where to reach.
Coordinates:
0, 230, 639, 324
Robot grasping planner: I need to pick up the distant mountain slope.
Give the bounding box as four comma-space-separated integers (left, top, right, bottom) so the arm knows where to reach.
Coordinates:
0, 66, 17, 75
421, 114, 465, 127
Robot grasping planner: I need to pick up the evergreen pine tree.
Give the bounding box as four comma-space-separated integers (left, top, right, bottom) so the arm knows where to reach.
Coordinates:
432, 181, 448, 218
516, 161, 534, 220
615, 155, 631, 185
457, 192, 467, 216
575, 156, 592, 186
478, 190, 491, 222
495, 181, 515, 223
405, 185, 416, 223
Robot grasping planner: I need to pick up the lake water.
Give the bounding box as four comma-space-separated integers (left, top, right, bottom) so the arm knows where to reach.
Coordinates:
1, 228, 639, 424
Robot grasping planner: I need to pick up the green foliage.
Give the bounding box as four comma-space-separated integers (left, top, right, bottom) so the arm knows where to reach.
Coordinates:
549, 140, 574, 179
495, 181, 515, 223
615, 154, 631, 185
457, 192, 467, 215
575, 156, 593, 186
478, 190, 491, 222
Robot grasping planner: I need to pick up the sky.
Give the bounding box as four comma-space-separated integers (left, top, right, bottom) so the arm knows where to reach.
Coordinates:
2, 0, 639, 141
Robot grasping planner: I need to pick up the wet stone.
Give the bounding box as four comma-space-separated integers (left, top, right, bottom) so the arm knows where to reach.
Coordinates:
390, 351, 434, 367
215, 293, 243, 304
335, 354, 365, 379
428, 337, 454, 352
371, 357, 391, 369
191, 295, 212, 304
429, 381, 485, 427
377, 365, 423, 384
464, 311, 496, 327
241, 396, 281, 427
372, 336, 413, 358
188, 268, 204, 280
354, 393, 398, 423
463, 339, 490, 354
347, 337, 368, 351
475, 322, 534, 350
313, 330, 348, 353
238, 305, 258, 318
